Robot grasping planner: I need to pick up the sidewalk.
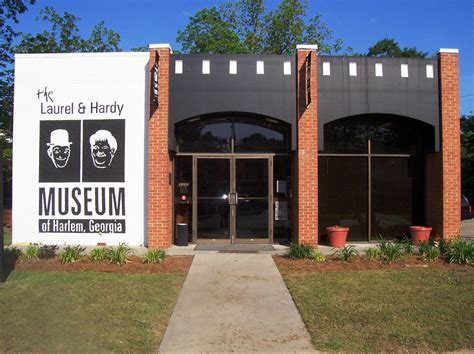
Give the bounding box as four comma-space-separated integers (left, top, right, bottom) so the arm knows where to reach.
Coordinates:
159, 253, 314, 352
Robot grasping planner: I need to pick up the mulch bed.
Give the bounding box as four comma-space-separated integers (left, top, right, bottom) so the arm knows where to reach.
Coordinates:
273, 255, 472, 273
14, 256, 193, 274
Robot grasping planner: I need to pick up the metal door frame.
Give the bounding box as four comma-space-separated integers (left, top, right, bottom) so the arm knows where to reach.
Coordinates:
192, 154, 273, 244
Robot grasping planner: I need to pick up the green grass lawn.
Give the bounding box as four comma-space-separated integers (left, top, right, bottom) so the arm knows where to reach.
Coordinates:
0, 270, 186, 352
281, 268, 474, 352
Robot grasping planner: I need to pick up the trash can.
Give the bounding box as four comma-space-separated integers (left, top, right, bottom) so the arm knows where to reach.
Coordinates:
176, 223, 189, 246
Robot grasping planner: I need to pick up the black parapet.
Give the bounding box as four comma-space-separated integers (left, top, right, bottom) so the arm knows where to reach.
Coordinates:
169, 54, 297, 150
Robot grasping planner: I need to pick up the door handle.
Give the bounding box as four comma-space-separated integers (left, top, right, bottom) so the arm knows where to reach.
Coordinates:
228, 193, 238, 205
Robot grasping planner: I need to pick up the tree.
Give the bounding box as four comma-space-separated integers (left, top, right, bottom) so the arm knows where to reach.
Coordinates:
14, 7, 120, 53
177, 7, 246, 54
461, 114, 474, 196
177, 0, 343, 55
0, 5, 121, 184
0, 0, 35, 132
367, 38, 428, 58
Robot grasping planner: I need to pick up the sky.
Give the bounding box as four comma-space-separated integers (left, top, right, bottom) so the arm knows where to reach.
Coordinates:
11, 0, 474, 114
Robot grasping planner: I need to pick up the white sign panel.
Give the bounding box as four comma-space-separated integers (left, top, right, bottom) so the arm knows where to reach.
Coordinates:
13, 52, 149, 246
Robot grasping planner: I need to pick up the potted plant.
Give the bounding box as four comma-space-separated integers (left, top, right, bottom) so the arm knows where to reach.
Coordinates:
326, 225, 350, 248
409, 226, 432, 245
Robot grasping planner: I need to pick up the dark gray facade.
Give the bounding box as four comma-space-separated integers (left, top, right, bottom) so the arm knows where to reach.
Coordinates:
317, 56, 440, 151
169, 54, 296, 150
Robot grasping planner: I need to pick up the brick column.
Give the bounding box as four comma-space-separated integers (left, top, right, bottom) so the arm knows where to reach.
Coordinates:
296, 45, 318, 245
147, 44, 172, 248
438, 49, 461, 238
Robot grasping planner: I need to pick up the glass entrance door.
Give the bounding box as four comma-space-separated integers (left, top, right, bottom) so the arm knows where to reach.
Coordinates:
194, 156, 272, 243
234, 158, 271, 243
195, 158, 231, 241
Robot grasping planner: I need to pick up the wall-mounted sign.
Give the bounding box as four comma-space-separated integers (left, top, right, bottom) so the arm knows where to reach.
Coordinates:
13, 52, 149, 245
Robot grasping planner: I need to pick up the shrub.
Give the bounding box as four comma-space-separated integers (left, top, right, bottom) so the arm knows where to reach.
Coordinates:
4, 247, 22, 262
108, 243, 134, 265
25, 244, 40, 260
446, 239, 473, 265
143, 248, 166, 263
286, 242, 314, 259
90, 247, 110, 263
310, 249, 326, 262
333, 245, 359, 262
366, 247, 381, 260
376, 237, 404, 264
59, 245, 85, 264
39, 244, 58, 259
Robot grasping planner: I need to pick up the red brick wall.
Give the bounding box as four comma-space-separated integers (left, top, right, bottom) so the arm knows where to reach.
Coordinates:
437, 51, 461, 238
296, 49, 318, 245
147, 48, 173, 248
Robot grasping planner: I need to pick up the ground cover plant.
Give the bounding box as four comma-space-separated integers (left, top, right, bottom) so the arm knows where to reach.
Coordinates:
446, 238, 474, 264
107, 243, 134, 265
310, 249, 325, 262
277, 265, 474, 352
376, 237, 405, 264
418, 240, 440, 262
286, 242, 314, 259
59, 245, 85, 264
366, 247, 381, 260
332, 245, 358, 261
90, 246, 109, 263
24, 244, 40, 260
143, 248, 166, 263
0, 269, 189, 352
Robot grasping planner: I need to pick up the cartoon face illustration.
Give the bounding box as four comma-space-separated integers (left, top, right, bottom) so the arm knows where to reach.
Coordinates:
47, 129, 72, 168
89, 130, 117, 168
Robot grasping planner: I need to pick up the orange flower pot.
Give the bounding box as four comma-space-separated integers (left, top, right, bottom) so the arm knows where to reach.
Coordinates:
327, 226, 349, 248
410, 226, 432, 245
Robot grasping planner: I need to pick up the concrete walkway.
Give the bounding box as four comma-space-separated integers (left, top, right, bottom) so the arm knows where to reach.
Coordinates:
159, 253, 314, 353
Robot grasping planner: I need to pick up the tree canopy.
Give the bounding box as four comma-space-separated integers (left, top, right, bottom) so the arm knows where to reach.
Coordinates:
177, 0, 343, 54
367, 38, 428, 58
462, 114, 474, 196
14, 7, 121, 54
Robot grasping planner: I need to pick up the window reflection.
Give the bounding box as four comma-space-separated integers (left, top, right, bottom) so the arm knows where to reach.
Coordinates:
234, 123, 287, 152
177, 120, 231, 152
176, 115, 290, 153
323, 114, 434, 155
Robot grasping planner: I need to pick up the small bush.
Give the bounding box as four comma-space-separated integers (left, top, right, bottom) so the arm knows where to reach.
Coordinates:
143, 248, 166, 263
25, 244, 40, 260
90, 247, 110, 263
4, 247, 22, 262
333, 245, 359, 262
376, 237, 404, 264
108, 243, 134, 265
39, 244, 58, 259
286, 242, 314, 259
446, 239, 473, 264
59, 245, 85, 264
310, 249, 325, 262
366, 247, 381, 260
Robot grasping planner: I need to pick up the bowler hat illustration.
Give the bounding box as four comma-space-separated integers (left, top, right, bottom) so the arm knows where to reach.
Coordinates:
46, 129, 72, 146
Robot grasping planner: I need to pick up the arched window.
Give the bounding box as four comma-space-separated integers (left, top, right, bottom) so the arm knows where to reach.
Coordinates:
176, 113, 290, 153
323, 114, 435, 155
